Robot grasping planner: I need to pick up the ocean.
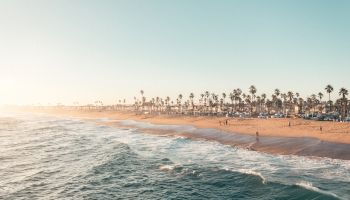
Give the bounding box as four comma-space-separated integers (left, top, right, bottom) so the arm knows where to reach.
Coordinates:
0, 113, 349, 200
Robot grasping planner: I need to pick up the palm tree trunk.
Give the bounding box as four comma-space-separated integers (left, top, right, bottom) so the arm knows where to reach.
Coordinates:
328, 93, 331, 112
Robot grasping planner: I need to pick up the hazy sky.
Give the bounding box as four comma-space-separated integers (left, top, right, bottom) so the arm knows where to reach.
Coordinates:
0, 0, 349, 105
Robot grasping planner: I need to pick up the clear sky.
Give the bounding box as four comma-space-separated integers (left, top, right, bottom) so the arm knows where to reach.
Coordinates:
0, 0, 349, 105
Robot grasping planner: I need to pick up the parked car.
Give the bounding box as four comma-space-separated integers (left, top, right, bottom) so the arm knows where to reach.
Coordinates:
323, 115, 338, 121
239, 112, 251, 118
272, 113, 285, 118
258, 112, 269, 119
303, 113, 317, 120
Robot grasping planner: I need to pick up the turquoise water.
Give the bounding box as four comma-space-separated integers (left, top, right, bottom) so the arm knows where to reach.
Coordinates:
0, 113, 349, 199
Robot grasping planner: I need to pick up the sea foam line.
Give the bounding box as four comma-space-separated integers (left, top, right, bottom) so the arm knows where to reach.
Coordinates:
238, 169, 267, 184
295, 181, 342, 199
222, 167, 267, 184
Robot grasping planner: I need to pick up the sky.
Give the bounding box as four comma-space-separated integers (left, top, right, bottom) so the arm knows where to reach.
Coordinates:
0, 0, 349, 105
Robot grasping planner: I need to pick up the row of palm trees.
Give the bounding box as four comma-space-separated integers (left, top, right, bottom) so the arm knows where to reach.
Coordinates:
133, 85, 349, 118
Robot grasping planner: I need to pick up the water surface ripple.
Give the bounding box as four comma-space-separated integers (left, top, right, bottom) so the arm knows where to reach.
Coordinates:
0, 113, 349, 199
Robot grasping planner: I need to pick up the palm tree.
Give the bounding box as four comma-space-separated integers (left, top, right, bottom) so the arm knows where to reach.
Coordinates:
287, 91, 293, 102
311, 94, 317, 113
317, 92, 323, 101
249, 85, 257, 101
221, 92, 227, 113
130, 85, 347, 118
274, 89, 280, 97
220, 98, 224, 113
155, 96, 160, 112
256, 96, 261, 113
318, 92, 324, 112
234, 88, 242, 112
273, 89, 281, 113
140, 90, 145, 112
205, 91, 210, 98
339, 88, 349, 118
298, 97, 304, 114
210, 93, 218, 114
236, 88, 242, 97
214, 94, 219, 114
165, 96, 171, 113
189, 93, 195, 114
339, 88, 348, 99
325, 84, 334, 112
151, 97, 155, 113
229, 92, 234, 112
281, 93, 287, 114
222, 92, 226, 103
287, 91, 294, 114
189, 93, 194, 101
266, 99, 273, 114
245, 95, 251, 114
142, 96, 146, 106
261, 93, 267, 112
178, 94, 183, 113
133, 96, 138, 110
248, 85, 257, 114
205, 91, 210, 111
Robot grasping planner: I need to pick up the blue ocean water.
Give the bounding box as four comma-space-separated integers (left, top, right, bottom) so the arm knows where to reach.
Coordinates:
0, 113, 349, 200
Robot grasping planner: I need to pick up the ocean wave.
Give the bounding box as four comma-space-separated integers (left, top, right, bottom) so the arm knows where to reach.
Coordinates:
96, 117, 115, 122
174, 136, 188, 139
295, 181, 342, 199
158, 164, 201, 177
159, 164, 183, 172
159, 164, 176, 171
221, 167, 267, 184
2, 113, 350, 200
32, 125, 71, 132
238, 169, 267, 184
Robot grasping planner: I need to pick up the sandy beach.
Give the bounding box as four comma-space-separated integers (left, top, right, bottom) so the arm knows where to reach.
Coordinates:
12, 108, 350, 160
10, 109, 350, 160
23, 108, 350, 144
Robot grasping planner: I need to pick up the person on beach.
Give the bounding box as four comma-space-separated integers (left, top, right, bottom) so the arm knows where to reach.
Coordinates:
288, 121, 291, 127
256, 131, 259, 142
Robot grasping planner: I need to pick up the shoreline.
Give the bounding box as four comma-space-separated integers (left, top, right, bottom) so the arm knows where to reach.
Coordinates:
8, 108, 350, 160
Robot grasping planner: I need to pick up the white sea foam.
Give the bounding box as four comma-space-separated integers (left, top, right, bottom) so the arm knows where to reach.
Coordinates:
174, 136, 188, 139
159, 164, 183, 172
238, 169, 267, 184
118, 120, 196, 133
295, 181, 341, 199
159, 165, 175, 171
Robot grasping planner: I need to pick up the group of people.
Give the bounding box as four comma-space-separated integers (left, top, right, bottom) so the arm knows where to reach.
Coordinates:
289, 120, 323, 132
219, 119, 229, 126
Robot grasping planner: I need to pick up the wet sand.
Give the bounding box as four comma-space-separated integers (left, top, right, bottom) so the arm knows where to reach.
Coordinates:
15, 108, 350, 160
114, 119, 350, 160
